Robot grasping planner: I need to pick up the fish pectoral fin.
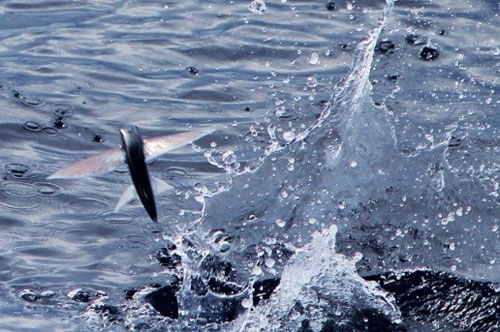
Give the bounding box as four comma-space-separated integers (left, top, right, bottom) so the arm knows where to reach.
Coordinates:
143, 127, 216, 161
114, 177, 172, 212
48, 148, 125, 179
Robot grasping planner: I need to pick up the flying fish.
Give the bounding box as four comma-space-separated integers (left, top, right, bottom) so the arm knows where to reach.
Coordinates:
49, 125, 214, 222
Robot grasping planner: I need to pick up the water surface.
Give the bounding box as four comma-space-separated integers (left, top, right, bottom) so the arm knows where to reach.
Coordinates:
0, 0, 499, 331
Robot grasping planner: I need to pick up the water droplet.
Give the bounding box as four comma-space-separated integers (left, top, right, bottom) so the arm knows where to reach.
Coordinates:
308, 52, 319, 65
283, 131, 295, 142
275, 105, 286, 117
265, 258, 275, 268
219, 241, 231, 253
222, 150, 237, 165
53, 104, 74, 117
252, 265, 263, 276
250, 125, 258, 137
306, 77, 317, 88
19, 289, 39, 302
276, 219, 286, 227
248, 0, 266, 14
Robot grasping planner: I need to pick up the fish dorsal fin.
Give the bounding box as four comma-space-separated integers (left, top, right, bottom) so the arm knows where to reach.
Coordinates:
48, 128, 215, 179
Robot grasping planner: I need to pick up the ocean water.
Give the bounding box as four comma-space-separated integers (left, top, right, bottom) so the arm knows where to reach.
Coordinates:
0, 0, 499, 331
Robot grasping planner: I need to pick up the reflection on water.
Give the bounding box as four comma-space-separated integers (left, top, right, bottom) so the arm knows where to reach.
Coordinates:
0, 0, 498, 331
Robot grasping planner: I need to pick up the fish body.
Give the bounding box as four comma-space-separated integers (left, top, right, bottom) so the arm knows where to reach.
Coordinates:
119, 125, 157, 222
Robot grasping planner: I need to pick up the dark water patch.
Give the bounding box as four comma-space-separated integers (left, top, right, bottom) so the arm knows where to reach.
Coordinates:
366, 270, 500, 332
68, 288, 91, 303
0, 10, 108, 30
18, 289, 39, 302
0, 216, 26, 227
144, 284, 179, 318
125, 288, 137, 300
420, 46, 440, 61
5, 1, 81, 10
186, 66, 199, 76
85, 71, 145, 85
375, 40, 396, 54
405, 34, 426, 46
387, 74, 398, 81
18, 245, 70, 259
155, 245, 181, 269
92, 135, 104, 143
326, 1, 336, 11
181, 45, 299, 62
252, 277, 280, 306
176, 89, 240, 102
52, 117, 66, 129
320, 309, 407, 332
